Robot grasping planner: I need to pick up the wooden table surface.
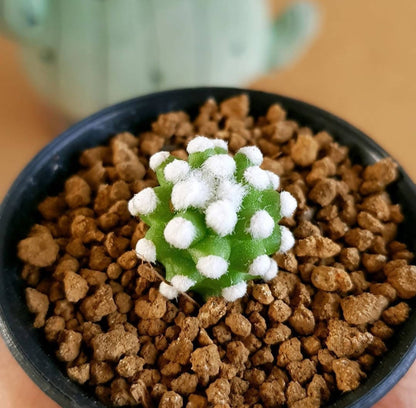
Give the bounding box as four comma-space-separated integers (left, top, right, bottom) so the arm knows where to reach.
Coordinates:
1, 0, 416, 407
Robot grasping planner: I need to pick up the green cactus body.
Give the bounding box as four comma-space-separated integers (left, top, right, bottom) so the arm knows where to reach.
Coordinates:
128, 136, 297, 301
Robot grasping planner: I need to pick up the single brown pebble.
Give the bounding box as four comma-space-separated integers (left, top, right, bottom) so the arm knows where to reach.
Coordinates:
225, 313, 252, 337
159, 391, 183, 408
67, 363, 90, 385
252, 284, 274, 305
268, 299, 292, 322
311, 266, 353, 292
382, 302, 411, 325
333, 358, 365, 392
341, 293, 388, 325
309, 178, 338, 207
25, 287, 49, 328
56, 330, 82, 362
289, 304, 315, 335
64, 175, 91, 208
63, 272, 89, 303
291, 133, 319, 167
80, 285, 117, 322
198, 297, 227, 328
18, 225, 59, 267
387, 265, 416, 299
296, 236, 341, 258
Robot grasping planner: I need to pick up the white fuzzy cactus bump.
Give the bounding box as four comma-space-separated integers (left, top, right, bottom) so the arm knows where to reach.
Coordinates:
212, 139, 228, 150
263, 259, 278, 282
279, 226, 295, 253
248, 210, 275, 239
159, 282, 179, 299
266, 171, 280, 190
203, 154, 236, 178
171, 275, 196, 292
249, 255, 272, 277
244, 166, 271, 190
164, 160, 190, 183
171, 176, 212, 210
197, 255, 228, 279
222, 281, 248, 302
128, 187, 158, 216
205, 200, 238, 237
238, 146, 263, 165
216, 179, 246, 210
186, 135, 215, 153
149, 151, 170, 171
164, 217, 196, 249
135, 238, 156, 263
280, 191, 297, 218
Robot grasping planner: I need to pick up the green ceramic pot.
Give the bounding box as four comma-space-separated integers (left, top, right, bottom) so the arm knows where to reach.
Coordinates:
0, 0, 318, 119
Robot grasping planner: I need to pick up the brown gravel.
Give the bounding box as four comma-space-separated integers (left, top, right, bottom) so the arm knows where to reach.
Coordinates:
18, 95, 415, 407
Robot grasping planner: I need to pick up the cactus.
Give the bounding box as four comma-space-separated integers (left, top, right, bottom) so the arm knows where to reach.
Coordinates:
128, 136, 297, 302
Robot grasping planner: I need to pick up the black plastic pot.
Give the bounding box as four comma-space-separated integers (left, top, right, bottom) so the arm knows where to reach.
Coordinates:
1, 88, 415, 408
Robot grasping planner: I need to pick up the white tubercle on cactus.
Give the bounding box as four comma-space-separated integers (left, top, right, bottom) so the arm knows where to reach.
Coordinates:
186, 136, 215, 154
238, 146, 263, 165
216, 179, 247, 210
171, 275, 196, 292
266, 171, 280, 190
159, 281, 179, 299
171, 176, 212, 210
222, 281, 247, 302
248, 210, 275, 239
202, 154, 236, 179
128, 187, 158, 216
279, 226, 295, 253
244, 166, 271, 190
164, 217, 196, 249
205, 199, 238, 237
212, 139, 228, 150
280, 191, 297, 218
149, 151, 170, 171
196, 255, 228, 279
135, 238, 157, 263
249, 255, 271, 276
263, 258, 278, 282
164, 160, 190, 184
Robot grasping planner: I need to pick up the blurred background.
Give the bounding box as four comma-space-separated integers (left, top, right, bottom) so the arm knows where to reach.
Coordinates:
1, 0, 416, 200
0, 0, 416, 407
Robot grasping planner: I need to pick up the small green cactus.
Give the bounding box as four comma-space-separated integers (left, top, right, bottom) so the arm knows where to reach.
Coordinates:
128, 136, 297, 301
